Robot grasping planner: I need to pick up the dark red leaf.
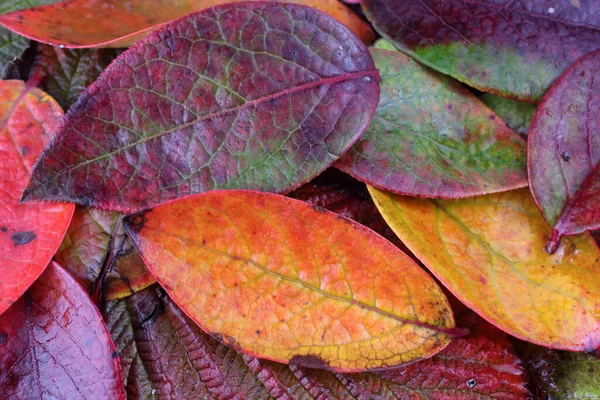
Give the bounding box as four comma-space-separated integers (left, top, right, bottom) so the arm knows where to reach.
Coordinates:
0, 262, 125, 399
528, 48, 600, 253
21, 2, 380, 212
362, 0, 600, 100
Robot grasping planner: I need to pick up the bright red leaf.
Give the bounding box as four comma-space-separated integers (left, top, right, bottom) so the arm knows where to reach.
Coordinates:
0, 262, 125, 399
529, 48, 600, 253
22, 2, 380, 212
0, 80, 74, 316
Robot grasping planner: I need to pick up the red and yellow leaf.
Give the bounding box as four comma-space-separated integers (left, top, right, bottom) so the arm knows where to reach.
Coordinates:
0, 80, 73, 316
0, 262, 124, 399
528, 48, 600, 253
122, 190, 457, 372
0, 0, 375, 48
369, 187, 600, 352
22, 2, 380, 212
362, 0, 600, 100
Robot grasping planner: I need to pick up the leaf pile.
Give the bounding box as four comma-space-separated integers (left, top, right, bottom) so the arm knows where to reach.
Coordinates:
0, 0, 599, 398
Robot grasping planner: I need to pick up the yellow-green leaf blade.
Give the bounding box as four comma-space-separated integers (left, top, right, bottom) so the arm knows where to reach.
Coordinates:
369, 187, 600, 351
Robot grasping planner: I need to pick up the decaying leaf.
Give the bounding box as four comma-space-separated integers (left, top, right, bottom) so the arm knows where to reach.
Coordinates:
0, 0, 375, 48
528, 48, 600, 253
0, 80, 73, 316
336, 48, 527, 198
22, 2, 380, 212
362, 0, 600, 100
370, 187, 600, 352
0, 262, 124, 399
122, 190, 458, 371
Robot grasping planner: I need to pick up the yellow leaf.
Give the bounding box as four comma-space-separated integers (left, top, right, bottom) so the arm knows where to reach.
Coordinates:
369, 187, 600, 351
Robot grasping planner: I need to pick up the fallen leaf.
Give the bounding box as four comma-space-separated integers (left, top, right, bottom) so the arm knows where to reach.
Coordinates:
0, 80, 74, 316
106, 284, 528, 399
479, 94, 537, 139
336, 48, 527, 198
55, 206, 156, 301
0, 29, 28, 78
122, 190, 457, 372
362, 0, 600, 100
528, 48, 600, 253
30, 44, 121, 109
102, 221, 156, 301
369, 187, 600, 352
54, 207, 120, 294
0, 0, 375, 48
22, 2, 380, 212
0, 261, 124, 399
554, 352, 600, 398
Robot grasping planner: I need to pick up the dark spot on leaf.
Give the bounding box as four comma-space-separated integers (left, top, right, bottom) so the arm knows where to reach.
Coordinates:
560, 151, 571, 162
489, 114, 496, 120
255, 330, 261, 335
466, 378, 477, 388
0, 332, 7, 345
20, 146, 29, 155
124, 212, 148, 235
289, 354, 330, 370
0, 226, 7, 232
11, 231, 36, 246
446, 104, 453, 110
111, 351, 118, 359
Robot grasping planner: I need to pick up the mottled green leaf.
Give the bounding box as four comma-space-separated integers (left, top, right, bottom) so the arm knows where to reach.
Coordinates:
480, 94, 537, 139
554, 352, 600, 398
336, 48, 527, 198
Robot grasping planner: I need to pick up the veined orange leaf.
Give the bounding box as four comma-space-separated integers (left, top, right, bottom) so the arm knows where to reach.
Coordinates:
122, 190, 459, 372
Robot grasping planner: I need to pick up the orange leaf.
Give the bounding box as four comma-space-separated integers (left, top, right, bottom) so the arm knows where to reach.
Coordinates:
122, 190, 458, 372
369, 187, 600, 351
0, 80, 74, 316
0, 0, 375, 48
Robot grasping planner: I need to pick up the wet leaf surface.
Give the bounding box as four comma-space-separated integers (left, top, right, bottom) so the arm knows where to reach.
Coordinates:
0, 262, 124, 399
123, 190, 456, 371
22, 2, 380, 212
0, 0, 375, 48
528, 48, 600, 253
479, 94, 537, 139
0, 80, 74, 316
106, 284, 528, 399
30, 45, 121, 109
362, 0, 600, 100
370, 187, 600, 351
336, 48, 527, 198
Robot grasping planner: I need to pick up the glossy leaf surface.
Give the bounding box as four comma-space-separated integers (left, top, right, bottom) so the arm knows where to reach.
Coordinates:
0, 262, 124, 399
370, 187, 600, 351
362, 0, 600, 100
0, 0, 375, 48
0, 80, 74, 316
528, 49, 600, 253
22, 2, 380, 212
336, 48, 527, 198
106, 284, 528, 399
479, 94, 536, 139
123, 190, 456, 371
554, 352, 600, 398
